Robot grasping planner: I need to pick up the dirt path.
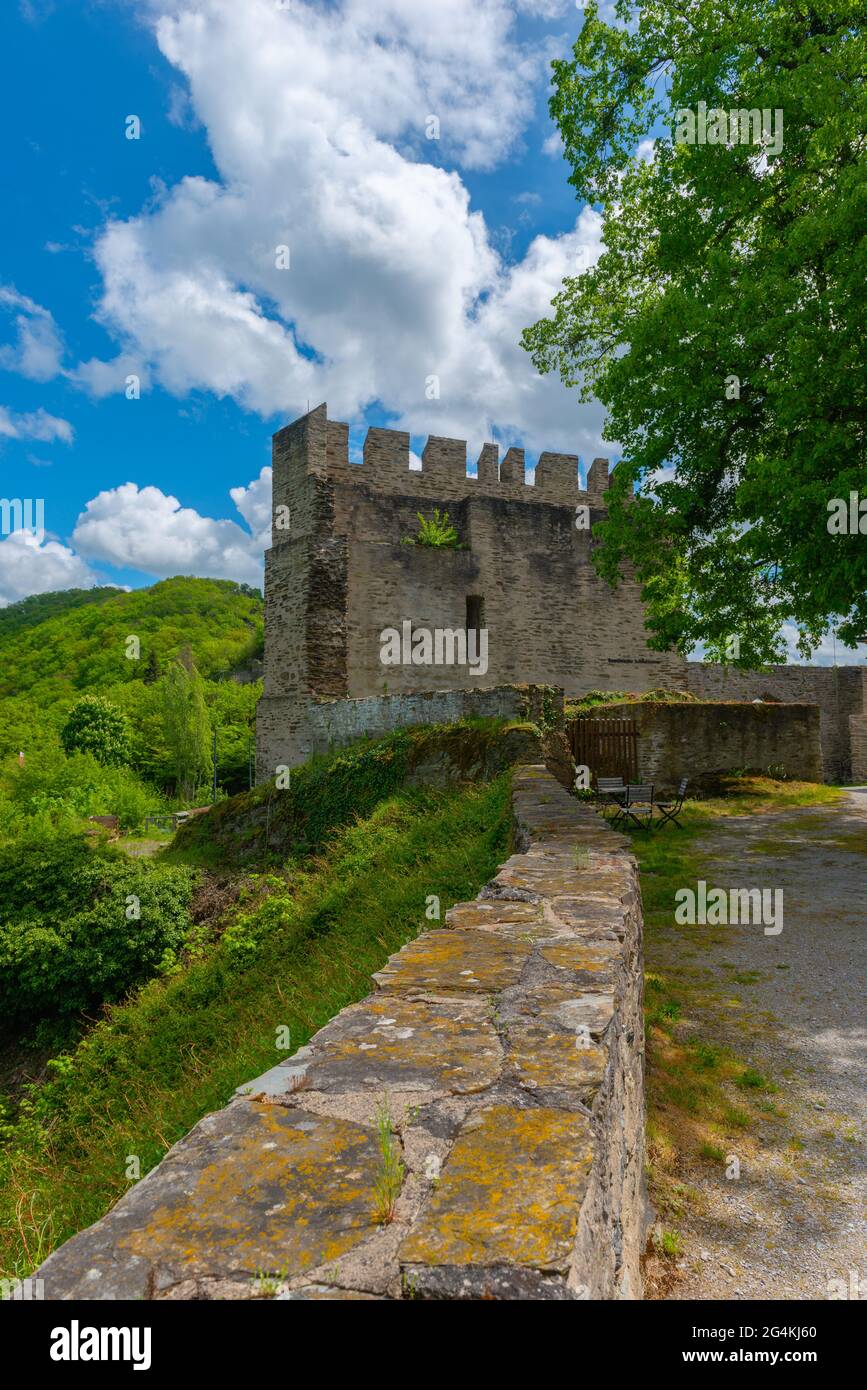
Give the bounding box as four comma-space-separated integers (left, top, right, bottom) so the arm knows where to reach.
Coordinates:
661, 789, 866, 1301
117, 838, 164, 858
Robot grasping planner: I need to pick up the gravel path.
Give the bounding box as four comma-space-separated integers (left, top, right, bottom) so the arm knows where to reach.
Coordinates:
663, 788, 866, 1301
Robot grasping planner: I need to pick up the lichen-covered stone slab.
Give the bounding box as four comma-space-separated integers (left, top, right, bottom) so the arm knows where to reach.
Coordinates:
538, 938, 621, 989
400, 1104, 593, 1273
498, 985, 616, 1040
290, 995, 502, 1095
373, 929, 530, 995
504, 1023, 607, 1102
445, 899, 544, 931
39, 1103, 384, 1299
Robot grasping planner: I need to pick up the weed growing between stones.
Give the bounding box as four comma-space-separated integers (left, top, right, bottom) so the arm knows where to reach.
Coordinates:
373, 1097, 405, 1226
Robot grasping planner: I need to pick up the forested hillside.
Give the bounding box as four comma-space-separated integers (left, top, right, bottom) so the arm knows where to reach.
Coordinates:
0, 577, 264, 833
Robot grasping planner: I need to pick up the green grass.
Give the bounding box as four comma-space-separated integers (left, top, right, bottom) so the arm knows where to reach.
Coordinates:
0, 773, 512, 1279
630, 776, 835, 1233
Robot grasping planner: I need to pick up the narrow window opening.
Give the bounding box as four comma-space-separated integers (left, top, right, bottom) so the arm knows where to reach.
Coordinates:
466, 595, 485, 632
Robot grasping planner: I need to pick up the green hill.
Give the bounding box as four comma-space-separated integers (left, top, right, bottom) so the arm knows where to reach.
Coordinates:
0, 577, 264, 820
0, 576, 263, 709
0, 586, 127, 639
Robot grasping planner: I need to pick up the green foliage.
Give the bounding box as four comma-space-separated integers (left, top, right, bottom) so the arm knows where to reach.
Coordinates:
0, 577, 262, 807
0, 835, 194, 1024
60, 695, 131, 767
523, 0, 867, 662
567, 687, 700, 714
159, 656, 212, 799
0, 772, 512, 1277
409, 508, 460, 548
171, 718, 527, 866
0, 587, 125, 639
373, 1098, 405, 1225
0, 747, 168, 837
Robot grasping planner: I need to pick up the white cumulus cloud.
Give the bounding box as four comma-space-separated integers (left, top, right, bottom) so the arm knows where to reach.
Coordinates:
74, 0, 608, 457
0, 530, 96, 608
71, 470, 271, 586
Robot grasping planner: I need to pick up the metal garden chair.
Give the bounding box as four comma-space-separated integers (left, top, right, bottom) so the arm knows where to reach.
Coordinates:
596, 776, 626, 811
654, 778, 689, 830
611, 783, 655, 830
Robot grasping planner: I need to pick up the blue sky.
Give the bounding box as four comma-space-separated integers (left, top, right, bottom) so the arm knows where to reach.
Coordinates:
1, 0, 603, 606
0, 0, 862, 667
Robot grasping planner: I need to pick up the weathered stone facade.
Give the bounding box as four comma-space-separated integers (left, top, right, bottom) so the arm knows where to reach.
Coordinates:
258, 404, 866, 782
587, 699, 823, 791
258, 403, 685, 773
35, 765, 647, 1301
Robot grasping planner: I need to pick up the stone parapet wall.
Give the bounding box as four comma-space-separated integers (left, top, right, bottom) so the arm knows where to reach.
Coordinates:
684, 664, 866, 783
582, 700, 822, 791
257, 682, 563, 775
36, 767, 647, 1302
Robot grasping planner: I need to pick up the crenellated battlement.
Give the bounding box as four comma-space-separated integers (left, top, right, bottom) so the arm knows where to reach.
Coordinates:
272, 404, 616, 535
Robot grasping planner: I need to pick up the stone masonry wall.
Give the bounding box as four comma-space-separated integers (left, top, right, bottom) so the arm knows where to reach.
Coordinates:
257, 682, 561, 775
585, 700, 823, 791
684, 664, 866, 783
36, 767, 647, 1302
260, 405, 686, 720
851, 714, 867, 783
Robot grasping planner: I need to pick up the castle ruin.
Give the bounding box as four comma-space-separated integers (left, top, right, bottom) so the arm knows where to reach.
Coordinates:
257, 404, 867, 781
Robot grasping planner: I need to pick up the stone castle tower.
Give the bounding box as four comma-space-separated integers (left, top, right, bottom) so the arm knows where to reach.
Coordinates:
256, 403, 687, 771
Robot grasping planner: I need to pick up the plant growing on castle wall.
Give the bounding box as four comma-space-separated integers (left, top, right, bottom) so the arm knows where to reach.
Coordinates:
405, 508, 460, 549
523, 0, 867, 665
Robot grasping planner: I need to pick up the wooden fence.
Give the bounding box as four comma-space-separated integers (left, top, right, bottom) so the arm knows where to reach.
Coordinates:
567, 715, 639, 787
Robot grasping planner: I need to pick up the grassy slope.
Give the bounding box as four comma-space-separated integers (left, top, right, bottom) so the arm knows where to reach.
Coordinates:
0, 770, 512, 1278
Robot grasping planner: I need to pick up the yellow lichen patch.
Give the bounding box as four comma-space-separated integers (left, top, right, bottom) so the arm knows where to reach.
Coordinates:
445, 901, 543, 931
505, 1026, 606, 1098
540, 939, 621, 985
305, 995, 503, 1094
400, 1105, 593, 1271
119, 1105, 383, 1278
373, 929, 530, 994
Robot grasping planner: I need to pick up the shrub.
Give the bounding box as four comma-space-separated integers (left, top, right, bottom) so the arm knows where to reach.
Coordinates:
409, 509, 460, 548
0, 834, 195, 1023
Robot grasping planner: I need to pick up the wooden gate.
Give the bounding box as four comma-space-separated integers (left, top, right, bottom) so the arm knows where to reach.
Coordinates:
567, 716, 638, 786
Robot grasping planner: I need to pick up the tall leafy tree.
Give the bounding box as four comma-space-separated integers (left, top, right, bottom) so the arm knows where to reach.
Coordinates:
159, 650, 212, 800
60, 695, 131, 767
523, 0, 867, 664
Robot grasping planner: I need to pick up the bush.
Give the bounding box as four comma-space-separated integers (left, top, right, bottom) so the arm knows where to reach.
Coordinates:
3, 747, 168, 834
0, 835, 195, 1023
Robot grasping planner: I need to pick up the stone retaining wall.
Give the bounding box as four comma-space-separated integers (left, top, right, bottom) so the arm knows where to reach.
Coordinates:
684, 664, 866, 783
37, 767, 647, 1302
581, 699, 823, 791
257, 682, 562, 774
